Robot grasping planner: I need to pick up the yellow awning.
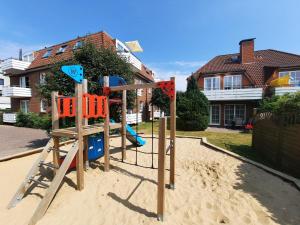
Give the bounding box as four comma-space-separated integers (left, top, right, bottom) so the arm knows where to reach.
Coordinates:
270, 74, 290, 87
125, 41, 143, 52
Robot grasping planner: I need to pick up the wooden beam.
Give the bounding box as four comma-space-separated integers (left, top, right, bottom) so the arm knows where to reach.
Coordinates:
104, 76, 110, 172
82, 79, 89, 170
51, 92, 59, 174
169, 77, 176, 189
122, 90, 127, 161
157, 117, 166, 221
75, 83, 84, 190
110, 82, 157, 92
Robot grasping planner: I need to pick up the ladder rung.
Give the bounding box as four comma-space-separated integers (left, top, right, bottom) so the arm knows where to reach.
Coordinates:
29, 178, 49, 188
48, 147, 68, 154
39, 162, 59, 170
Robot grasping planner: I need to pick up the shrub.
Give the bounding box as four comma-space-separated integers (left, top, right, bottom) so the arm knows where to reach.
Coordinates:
16, 112, 51, 130
176, 79, 209, 131
259, 92, 300, 115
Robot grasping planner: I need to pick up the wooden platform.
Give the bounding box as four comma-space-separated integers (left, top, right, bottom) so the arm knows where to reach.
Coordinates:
51, 123, 121, 138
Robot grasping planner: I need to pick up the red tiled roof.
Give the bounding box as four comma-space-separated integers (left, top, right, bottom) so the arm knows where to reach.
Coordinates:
27, 31, 154, 81
194, 49, 300, 85
29, 31, 115, 69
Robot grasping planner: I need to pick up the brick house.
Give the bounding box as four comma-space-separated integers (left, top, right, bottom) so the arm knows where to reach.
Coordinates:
1, 31, 156, 123
191, 38, 300, 127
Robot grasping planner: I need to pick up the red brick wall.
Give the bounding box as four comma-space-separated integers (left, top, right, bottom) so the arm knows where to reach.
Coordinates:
240, 40, 254, 63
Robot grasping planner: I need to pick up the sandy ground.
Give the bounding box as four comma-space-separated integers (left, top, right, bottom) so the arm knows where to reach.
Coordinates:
0, 136, 300, 225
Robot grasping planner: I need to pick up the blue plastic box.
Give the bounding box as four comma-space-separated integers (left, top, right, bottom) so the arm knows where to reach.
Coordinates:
88, 133, 104, 160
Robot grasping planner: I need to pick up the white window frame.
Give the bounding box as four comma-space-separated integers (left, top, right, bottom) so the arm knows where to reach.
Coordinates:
19, 76, 28, 88
40, 99, 48, 113
209, 104, 221, 125
224, 75, 242, 90
20, 100, 29, 113
224, 104, 246, 126
40, 72, 46, 84
279, 70, 300, 86
204, 76, 220, 90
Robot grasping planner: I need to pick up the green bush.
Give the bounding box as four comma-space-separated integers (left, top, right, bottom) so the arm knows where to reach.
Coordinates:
259, 92, 300, 115
16, 112, 51, 130
176, 77, 209, 131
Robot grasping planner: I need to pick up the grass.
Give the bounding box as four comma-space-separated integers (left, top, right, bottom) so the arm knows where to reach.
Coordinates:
134, 121, 264, 163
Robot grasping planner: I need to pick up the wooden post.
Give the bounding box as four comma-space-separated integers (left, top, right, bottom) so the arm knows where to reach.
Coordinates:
51, 92, 59, 174
122, 90, 127, 161
82, 79, 89, 170
104, 76, 110, 172
169, 77, 176, 189
75, 83, 84, 190
157, 117, 166, 221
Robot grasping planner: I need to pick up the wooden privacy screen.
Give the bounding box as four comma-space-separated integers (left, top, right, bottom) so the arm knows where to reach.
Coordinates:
57, 95, 107, 118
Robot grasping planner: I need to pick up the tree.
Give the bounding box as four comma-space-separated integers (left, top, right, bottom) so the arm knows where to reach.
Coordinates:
176, 76, 209, 131
150, 88, 170, 115
38, 42, 136, 121
258, 92, 300, 115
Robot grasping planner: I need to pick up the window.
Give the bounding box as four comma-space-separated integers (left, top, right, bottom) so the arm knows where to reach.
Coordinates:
20, 100, 29, 113
19, 76, 29, 88
139, 101, 144, 112
56, 45, 67, 54
23, 53, 34, 62
42, 49, 52, 58
209, 105, 221, 125
204, 77, 220, 90
40, 99, 48, 112
0, 78, 4, 85
40, 72, 46, 84
135, 79, 143, 96
224, 104, 246, 126
73, 41, 83, 50
279, 71, 300, 86
224, 75, 242, 89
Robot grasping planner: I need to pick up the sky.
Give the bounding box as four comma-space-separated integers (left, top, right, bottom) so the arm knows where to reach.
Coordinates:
1, 0, 300, 91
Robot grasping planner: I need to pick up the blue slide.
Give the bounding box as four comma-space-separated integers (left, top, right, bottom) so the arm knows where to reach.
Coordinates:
126, 125, 146, 147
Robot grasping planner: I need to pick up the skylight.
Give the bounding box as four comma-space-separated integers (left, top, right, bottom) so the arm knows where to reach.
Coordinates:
73, 41, 83, 50
42, 49, 52, 58
56, 45, 67, 54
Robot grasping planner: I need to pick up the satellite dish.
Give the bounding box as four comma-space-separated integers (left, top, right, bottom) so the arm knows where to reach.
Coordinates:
125, 40, 143, 52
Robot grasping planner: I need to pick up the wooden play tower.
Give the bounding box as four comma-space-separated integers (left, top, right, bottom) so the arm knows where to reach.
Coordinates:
7, 65, 176, 224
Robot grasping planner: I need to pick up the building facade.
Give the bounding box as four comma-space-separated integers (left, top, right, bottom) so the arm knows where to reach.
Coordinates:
192, 38, 300, 127
0, 62, 11, 109
1, 31, 157, 123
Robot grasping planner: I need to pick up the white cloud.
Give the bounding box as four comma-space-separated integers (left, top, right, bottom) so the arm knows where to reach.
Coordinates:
0, 40, 47, 59
173, 60, 206, 67
151, 67, 190, 91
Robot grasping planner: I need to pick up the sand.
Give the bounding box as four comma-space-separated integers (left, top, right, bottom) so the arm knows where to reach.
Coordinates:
0, 137, 300, 225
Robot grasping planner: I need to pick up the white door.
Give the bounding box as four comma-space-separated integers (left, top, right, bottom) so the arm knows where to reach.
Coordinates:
20, 100, 29, 113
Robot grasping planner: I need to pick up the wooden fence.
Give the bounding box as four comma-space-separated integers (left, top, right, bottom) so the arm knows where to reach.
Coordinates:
252, 112, 300, 178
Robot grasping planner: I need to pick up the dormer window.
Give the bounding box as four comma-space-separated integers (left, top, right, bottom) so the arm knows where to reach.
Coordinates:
42, 49, 52, 58
56, 45, 67, 54
73, 41, 83, 50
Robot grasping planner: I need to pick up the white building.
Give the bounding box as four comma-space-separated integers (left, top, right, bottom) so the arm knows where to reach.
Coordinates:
0, 62, 11, 109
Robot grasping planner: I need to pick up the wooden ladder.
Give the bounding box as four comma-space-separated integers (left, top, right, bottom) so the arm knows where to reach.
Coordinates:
7, 138, 79, 225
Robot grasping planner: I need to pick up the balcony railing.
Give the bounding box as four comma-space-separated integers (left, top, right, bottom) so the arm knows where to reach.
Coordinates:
118, 52, 142, 71
2, 86, 32, 98
202, 87, 263, 101
274, 86, 300, 96
0, 58, 31, 74
3, 113, 17, 123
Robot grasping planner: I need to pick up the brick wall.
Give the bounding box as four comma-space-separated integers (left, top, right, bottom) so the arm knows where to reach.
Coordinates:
240, 39, 255, 63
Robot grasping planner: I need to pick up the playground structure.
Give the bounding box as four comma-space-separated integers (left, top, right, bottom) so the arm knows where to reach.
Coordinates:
7, 65, 176, 225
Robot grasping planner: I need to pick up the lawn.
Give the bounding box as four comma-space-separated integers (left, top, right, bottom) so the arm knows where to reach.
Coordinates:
134, 121, 264, 163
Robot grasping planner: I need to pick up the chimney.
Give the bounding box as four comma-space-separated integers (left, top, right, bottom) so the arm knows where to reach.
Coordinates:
19, 49, 23, 61
239, 38, 255, 64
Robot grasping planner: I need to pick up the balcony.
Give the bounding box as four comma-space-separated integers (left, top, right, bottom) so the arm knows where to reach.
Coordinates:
274, 86, 300, 96
202, 87, 263, 101
118, 52, 142, 71
0, 58, 31, 75
3, 113, 17, 123
2, 86, 32, 98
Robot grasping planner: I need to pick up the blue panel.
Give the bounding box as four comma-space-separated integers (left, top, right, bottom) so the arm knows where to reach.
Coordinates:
99, 75, 127, 87
126, 124, 146, 147
88, 133, 104, 160
61, 65, 84, 83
